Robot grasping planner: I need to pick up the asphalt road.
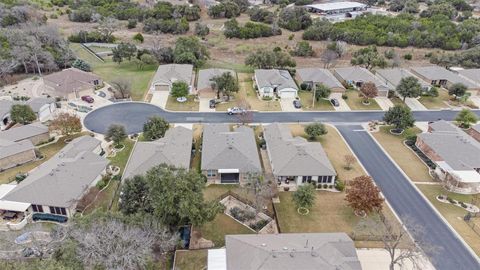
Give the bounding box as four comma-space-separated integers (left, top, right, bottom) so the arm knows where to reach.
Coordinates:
83, 102, 480, 134
336, 125, 480, 270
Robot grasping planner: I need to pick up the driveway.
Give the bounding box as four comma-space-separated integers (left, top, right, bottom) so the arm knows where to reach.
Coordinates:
336, 125, 480, 270
405, 98, 428, 111
374, 97, 394, 111
150, 91, 168, 109
330, 93, 351, 111
199, 98, 215, 112
280, 98, 300, 112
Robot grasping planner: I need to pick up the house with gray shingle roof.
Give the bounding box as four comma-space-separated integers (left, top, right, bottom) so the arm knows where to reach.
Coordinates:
410, 66, 480, 91
416, 121, 480, 194
376, 68, 431, 94
207, 233, 361, 270
0, 135, 108, 227
149, 64, 194, 93
0, 139, 36, 171
457, 69, 480, 95
0, 122, 50, 145
201, 124, 262, 184
468, 123, 480, 142
254, 69, 298, 99
296, 68, 345, 92
264, 123, 336, 187
197, 68, 236, 98
122, 126, 193, 180
333, 66, 389, 97
43, 68, 102, 99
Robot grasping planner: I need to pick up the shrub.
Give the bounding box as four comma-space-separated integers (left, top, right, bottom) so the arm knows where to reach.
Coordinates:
284, 186, 290, 191
447, 197, 456, 204
335, 180, 345, 191
300, 82, 308, 90
230, 207, 256, 222
460, 202, 468, 208
127, 19, 137, 29
342, 93, 348, 100
404, 53, 413, 60
322, 184, 328, 189
250, 219, 268, 231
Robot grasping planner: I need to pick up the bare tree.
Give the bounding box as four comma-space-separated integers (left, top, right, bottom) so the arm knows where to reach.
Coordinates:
344, 154, 356, 170
110, 78, 132, 99
244, 172, 274, 214
335, 41, 348, 57
321, 49, 338, 69
0, 59, 18, 83
236, 98, 253, 124
97, 17, 119, 42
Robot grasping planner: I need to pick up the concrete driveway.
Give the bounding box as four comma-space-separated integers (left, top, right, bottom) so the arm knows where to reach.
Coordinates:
405, 97, 428, 111
374, 97, 394, 111
336, 125, 480, 270
330, 93, 351, 111
280, 98, 300, 112
199, 98, 215, 112
150, 91, 169, 109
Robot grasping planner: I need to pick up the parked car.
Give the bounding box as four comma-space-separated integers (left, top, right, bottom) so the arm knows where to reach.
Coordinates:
227, 107, 246, 115
293, 99, 302, 109
209, 99, 218, 109
330, 98, 339, 107
81, 95, 94, 103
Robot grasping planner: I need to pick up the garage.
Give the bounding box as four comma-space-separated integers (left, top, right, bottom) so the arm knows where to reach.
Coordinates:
279, 90, 297, 99
155, 84, 169, 91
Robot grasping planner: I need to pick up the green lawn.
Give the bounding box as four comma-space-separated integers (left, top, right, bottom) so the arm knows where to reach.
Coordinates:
0, 133, 89, 184
344, 90, 381, 110
204, 60, 254, 73
416, 184, 480, 256
418, 89, 450, 109
298, 91, 334, 111
372, 126, 433, 182
70, 43, 157, 101
194, 213, 253, 247
166, 95, 199, 111
108, 139, 135, 175
174, 250, 208, 270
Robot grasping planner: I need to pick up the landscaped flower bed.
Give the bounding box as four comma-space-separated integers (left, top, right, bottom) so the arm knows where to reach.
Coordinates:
404, 139, 436, 170
220, 195, 272, 232
437, 195, 480, 213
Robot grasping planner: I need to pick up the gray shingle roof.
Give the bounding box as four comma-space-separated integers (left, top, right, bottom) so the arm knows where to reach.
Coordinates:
123, 126, 193, 180
201, 124, 262, 172
264, 123, 336, 176
0, 100, 13, 118
0, 139, 34, 160
197, 68, 235, 90
419, 121, 480, 171
376, 68, 430, 89
3, 135, 109, 207
334, 66, 389, 91
254, 69, 298, 91
43, 68, 101, 94
411, 66, 478, 89
27, 97, 55, 113
225, 233, 362, 270
457, 69, 480, 85
296, 68, 344, 89
151, 64, 193, 87
0, 122, 49, 143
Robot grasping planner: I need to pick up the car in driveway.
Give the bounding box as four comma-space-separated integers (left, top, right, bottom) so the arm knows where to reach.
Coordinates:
330, 98, 340, 107
81, 95, 95, 103
227, 107, 246, 115
209, 99, 221, 109
293, 99, 302, 109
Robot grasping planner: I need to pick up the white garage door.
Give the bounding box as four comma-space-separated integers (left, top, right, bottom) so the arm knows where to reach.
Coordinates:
280, 91, 296, 99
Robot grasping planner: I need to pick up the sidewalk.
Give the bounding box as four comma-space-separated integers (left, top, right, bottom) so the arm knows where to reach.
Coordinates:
374, 97, 394, 111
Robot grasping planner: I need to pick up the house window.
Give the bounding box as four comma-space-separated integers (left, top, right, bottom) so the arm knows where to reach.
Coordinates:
207, 170, 216, 177
32, 204, 44, 213
302, 176, 312, 183
93, 80, 99, 85
48, 206, 67, 216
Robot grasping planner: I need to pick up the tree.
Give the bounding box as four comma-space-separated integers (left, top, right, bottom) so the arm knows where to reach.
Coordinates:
448, 83, 467, 98
455, 109, 478, 128
145, 164, 223, 228
344, 154, 356, 170
49, 113, 82, 136
71, 59, 91, 72
383, 105, 415, 131
170, 81, 189, 98
140, 53, 158, 66
117, 42, 137, 61
143, 116, 170, 141
97, 17, 119, 42
173, 36, 209, 67
359, 82, 378, 102
292, 184, 316, 210
245, 48, 296, 69
133, 33, 144, 43
314, 83, 331, 101
396, 76, 422, 101
351, 46, 387, 70
120, 175, 153, 215
346, 175, 384, 216
194, 23, 210, 37
10, 104, 36, 124
320, 49, 338, 69
244, 172, 274, 213
210, 72, 239, 99
290, 41, 314, 57
304, 122, 327, 139
105, 124, 127, 147
110, 78, 132, 99
278, 7, 312, 31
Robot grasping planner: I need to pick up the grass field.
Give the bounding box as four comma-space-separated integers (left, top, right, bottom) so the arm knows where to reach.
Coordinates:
174, 249, 208, 270
344, 90, 382, 110
194, 213, 253, 247
418, 89, 450, 109
298, 91, 334, 111
372, 126, 433, 182
70, 43, 157, 101
108, 139, 135, 175
416, 184, 480, 256
166, 95, 199, 111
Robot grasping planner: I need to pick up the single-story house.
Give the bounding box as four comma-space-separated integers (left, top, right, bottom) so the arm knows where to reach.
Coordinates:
467, 123, 480, 142
43, 68, 102, 100
296, 68, 345, 92
306, 1, 367, 15
263, 123, 336, 187
207, 233, 362, 270
149, 64, 194, 93
410, 66, 480, 93
416, 120, 480, 194
0, 122, 50, 145
333, 66, 389, 97
0, 135, 108, 230
254, 69, 298, 99
457, 69, 480, 94
0, 139, 36, 171
201, 124, 262, 184
197, 68, 236, 98
376, 68, 431, 95
122, 126, 193, 180
27, 97, 57, 122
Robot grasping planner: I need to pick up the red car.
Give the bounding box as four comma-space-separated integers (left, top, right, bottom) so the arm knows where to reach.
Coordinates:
81, 95, 94, 103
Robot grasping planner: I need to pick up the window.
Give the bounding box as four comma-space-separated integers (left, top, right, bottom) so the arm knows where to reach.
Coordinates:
60, 208, 67, 216
48, 206, 67, 216
93, 80, 99, 85
302, 176, 312, 183
207, 170, 216, 177
32, 204, 44, 213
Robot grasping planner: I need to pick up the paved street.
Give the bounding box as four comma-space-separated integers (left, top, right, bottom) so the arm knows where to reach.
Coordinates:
336, 125, 480, 270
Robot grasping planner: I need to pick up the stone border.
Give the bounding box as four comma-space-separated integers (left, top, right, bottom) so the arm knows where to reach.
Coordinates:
436, 195, 480, 213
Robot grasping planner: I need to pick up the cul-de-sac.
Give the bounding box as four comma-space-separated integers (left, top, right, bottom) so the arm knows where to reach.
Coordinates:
1, 0, 480, 269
